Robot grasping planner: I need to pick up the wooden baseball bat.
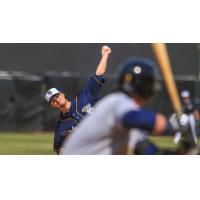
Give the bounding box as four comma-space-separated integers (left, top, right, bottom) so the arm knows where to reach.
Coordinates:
151, 43, 182, 115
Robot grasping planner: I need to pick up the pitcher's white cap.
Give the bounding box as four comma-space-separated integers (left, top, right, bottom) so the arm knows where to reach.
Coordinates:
45, 88, 61, 103
181, 90, 190, 98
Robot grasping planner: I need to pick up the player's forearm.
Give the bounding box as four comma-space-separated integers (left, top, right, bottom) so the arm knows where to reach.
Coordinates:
122, 110, 174, 135
153, 113, 168, 135
194, 110, 200, 121
95, 46, 111, 76
95, 54, 109, 76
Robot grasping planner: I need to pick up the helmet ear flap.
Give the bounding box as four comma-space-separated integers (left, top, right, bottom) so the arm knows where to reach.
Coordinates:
121, 73, 135, 94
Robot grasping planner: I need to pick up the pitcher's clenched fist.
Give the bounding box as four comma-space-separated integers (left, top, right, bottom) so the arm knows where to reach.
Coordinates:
102, 46, 111, 57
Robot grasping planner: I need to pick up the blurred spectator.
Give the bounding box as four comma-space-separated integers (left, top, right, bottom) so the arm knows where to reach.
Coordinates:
180, 90, 200, 144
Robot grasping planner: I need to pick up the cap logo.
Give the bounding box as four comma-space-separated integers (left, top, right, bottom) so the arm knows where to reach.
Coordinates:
47, 91, 53, 95
134, 66, 142, 74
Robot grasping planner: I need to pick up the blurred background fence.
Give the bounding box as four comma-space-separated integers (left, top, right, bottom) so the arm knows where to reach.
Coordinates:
0, 43, 200, 131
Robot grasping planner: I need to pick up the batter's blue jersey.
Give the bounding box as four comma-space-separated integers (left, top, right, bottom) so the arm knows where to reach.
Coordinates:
54, 74, 105, 152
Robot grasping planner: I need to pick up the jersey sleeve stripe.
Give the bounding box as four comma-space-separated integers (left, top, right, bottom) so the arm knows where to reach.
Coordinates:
75, 96, 85, 118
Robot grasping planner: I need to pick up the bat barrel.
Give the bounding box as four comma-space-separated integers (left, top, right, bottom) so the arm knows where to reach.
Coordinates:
151, 43, 182, 115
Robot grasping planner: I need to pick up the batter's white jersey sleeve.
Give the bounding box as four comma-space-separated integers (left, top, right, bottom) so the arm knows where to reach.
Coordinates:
63, 92, 147, 154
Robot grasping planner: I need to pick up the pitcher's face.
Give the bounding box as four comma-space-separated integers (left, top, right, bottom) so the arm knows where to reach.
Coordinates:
50, 93, 67, 110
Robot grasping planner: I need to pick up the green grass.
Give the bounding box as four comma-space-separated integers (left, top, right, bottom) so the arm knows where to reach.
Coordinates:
149, 136, 179, 150
0, 132, 55, 155
0, 132, 199, 155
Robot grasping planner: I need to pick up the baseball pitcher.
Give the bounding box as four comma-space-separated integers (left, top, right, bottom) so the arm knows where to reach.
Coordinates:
45, 46, 111, 154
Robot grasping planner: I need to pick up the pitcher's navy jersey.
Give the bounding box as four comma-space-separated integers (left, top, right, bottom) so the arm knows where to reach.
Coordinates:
54, 74, 105, 152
